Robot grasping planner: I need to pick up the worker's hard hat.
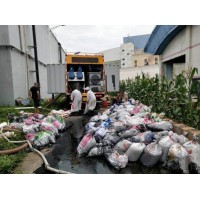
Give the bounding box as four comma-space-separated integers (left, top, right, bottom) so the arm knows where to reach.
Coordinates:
84, 86, 90, 91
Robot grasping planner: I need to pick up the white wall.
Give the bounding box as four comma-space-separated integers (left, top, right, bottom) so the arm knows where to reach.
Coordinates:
120, 65, 160, 80
102, 47, 120, 62
120, 43, 134, 68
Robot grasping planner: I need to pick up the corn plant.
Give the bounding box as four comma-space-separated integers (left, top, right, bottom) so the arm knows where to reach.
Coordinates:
120, 67, 200, 130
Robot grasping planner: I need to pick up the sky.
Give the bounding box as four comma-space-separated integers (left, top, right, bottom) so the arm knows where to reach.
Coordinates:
51, 25, 155, 53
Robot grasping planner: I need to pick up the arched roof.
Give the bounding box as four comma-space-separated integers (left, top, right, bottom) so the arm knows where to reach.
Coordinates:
144, 25, 186, 55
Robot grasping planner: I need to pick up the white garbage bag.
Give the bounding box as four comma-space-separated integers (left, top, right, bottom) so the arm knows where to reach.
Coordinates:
168, 143, 189, 173
183, 140, 200, 173
140, 141, 162, 167
106, 150, 128, 170
158, 134, 177, 163
125, 142, 146, 161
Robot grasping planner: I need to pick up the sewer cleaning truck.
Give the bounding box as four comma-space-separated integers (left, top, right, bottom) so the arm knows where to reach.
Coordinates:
47, 52, 106, 109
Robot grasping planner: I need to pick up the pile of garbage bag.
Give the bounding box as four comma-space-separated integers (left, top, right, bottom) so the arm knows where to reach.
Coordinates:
77, 99, 200, 173
8, 110, 67, 149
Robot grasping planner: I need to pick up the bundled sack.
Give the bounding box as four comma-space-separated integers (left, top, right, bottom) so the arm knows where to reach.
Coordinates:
154, 131, 169, 140
23, 124, 40, 133
33, 131, 56, 148
114, 139, 132, 153
177, 134, 189, 145
10, 123, 23, 131
94, 127, 107, 138
40, 122, 58, 135
128, 131, 155, 145
167, 143, 189, 174
113, 121, 130, 133
88, 145, 104, 157
89, 115, 99, 122
125, 142, 146, 161
85, 122, 96, 131
103, 133, 121, 146
146, 121, 173, 131
158, 133, 177, 163
118, 128, 139, 139
25, 133, 36, 142
105, 150, 128, 170
99, 114, 108, 121
140, 141, 162, 167
77, 133, 96, 156
183, 137, 200, 174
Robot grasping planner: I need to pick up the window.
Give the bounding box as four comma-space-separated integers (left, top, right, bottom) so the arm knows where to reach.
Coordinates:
122, 49, 125, 52
155, 57, 158, 64
144, 59, 148, 65
122, 63, 125, 65
134, 60, 137, 67
122, 58, 125, 61
127, 53, 130, 55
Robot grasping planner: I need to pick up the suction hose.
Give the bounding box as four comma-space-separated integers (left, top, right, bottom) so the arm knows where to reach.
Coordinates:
0, 122, 73, 174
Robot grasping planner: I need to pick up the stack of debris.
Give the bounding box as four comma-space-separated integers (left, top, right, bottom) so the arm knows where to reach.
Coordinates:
8, 110, 71, 149
77, 99, 200, 174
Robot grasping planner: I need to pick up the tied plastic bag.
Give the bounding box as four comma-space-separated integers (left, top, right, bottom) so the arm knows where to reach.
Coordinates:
158, 134, 177, 163
154, 131, 169, 140
167, 143, 189, 173
106, 150, 128, 170
25, 133, 36, 142
77, 133, 96, 156
99, 114, 108, 121
94, 127, 107, 138
10, 123, 23, 131
40, 122, 58, 135
23, 124, 40, 133
89, 115, 99, 122
85, 122, 96, 131
128, 131, 154, 145
183, 140, 200, 173
177, 134, 189, 145
140, 141, 162, 167
125, 142, 146, 161
33, 131, 55, 148
88, 146, 104, 157
146, 121, 173, 131
113, 121, 129, 133
114, 139, 132, 153
118, 128, 139, 139
103, 133, 121, 146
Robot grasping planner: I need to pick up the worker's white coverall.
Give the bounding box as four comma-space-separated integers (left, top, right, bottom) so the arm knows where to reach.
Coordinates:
84, 90, 96, 114
71, 89, 82, 112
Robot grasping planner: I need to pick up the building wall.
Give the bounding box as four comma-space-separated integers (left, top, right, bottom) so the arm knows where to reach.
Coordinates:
0, 48, 14, 105
161, 26, 200, 75
132, 52, 159, 67
120, 43, 134, 68
0, 25, 65, 105
102, 47, 120, 62
120, 65, 160, 80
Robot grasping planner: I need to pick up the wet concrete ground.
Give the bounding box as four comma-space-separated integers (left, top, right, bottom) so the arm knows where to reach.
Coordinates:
34, 115, 172, 174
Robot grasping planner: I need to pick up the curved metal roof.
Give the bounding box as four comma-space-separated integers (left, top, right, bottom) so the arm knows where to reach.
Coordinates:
144, 25, 186, 55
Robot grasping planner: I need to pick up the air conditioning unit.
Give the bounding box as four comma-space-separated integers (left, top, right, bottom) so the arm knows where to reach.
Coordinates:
89, 72, 101, 86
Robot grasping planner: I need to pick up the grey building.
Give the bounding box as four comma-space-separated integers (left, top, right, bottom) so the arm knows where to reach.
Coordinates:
0, 25, 65, 105
144, 25, 200, 79
123, 34, 150, 50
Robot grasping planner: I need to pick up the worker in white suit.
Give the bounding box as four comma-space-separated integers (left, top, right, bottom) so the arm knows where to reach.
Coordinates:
84, 86, 96, 116
71, 88, 82, 115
